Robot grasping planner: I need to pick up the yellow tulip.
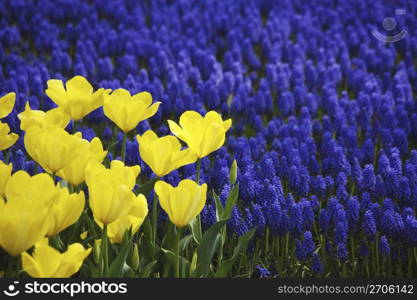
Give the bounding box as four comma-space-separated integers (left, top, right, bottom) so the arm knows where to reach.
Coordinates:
154, 179, 207, 227
168, 110, 232, 158
0, 171, 58, 256
136, 130, 197, 177
0, 121, 18, 151
97, 194, 148, 243
0, 160, 12, 196
57, 136, 107, 186
0, 92, 15, 119
104, 89, 160, 133
47, 187, 85, 237
85, 160, 140, 225
45, 75, 107, 121
24, 124, 81, 174
22, 239, 91, 278
18, 102, 70, 131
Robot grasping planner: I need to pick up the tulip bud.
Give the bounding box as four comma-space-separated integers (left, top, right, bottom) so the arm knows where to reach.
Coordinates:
190, 251, 198, 276
229, 159, 237, 185
80, 231, 88, 240
130, 244, 140, 271
93, 239, 101, 264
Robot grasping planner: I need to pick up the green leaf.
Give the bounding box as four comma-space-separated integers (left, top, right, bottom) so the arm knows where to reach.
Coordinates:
83, 260, 98, 278
229, 159, 237, 185
189, 217, 202, 245
137, 178, 158, 196
223, 183, 239, 220
161, 248, 190, 276
139, 261, 157, 278
122, 263, 135, 278
107, 240, 133, 277
212, 190, 224, 222
180, 234, 193, 253
215, 228, 255, 278
106, 141, 118, 154
194, 220, 227, 277
140, 218, 156, 259
161, 222, 176, 250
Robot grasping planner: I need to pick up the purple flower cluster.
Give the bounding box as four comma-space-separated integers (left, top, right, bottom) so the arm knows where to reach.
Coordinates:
1, 0, 417, 273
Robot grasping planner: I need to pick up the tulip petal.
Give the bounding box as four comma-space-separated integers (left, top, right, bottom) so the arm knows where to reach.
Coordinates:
155, 181, 174, 220
45, 79, 67, 107
66, 75, 93, 95
141, 101, 161, 120
167, 120, 185, 140
0, 92, 15, 119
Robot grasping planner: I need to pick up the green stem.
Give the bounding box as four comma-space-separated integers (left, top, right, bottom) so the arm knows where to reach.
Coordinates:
175, 227, 182, 278
284, 233, 289, 262
121, 132, 127, 162
33, 162, 39, 174
342, 262, 347, 278
73, 120, 77, 134
414, 248, 417, 269
4, 151, 11, 164
195, 159, 202, 243
265, 227, 269, 254
365, 258, 370, 278
5, 256, 19, 278
408, 249, 412, 277
100, 225, 109, 277
152, 194, 159, 247
68, 183, 74, 194
388, 253, 392, 277
51, 234, 64, 251
196, 159, 201, 184
375, 235, 380, 276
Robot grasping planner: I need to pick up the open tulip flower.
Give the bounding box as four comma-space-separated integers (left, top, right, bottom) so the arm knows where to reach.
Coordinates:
168, 111, 232, 159
136, 130, 197, 177
24, 124, 82, 174
22, 239, 91, 278
57, 136, 107, 186
0, 92, 16, 119
154, 179, 207, 228
47, 187, 85, 237
45, 75, 107, 121
0, 171, 58, 256
18, 102, 70, 131
85, 160, 141, 225
97, 194, 149, 243
104, 89, 160, 133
